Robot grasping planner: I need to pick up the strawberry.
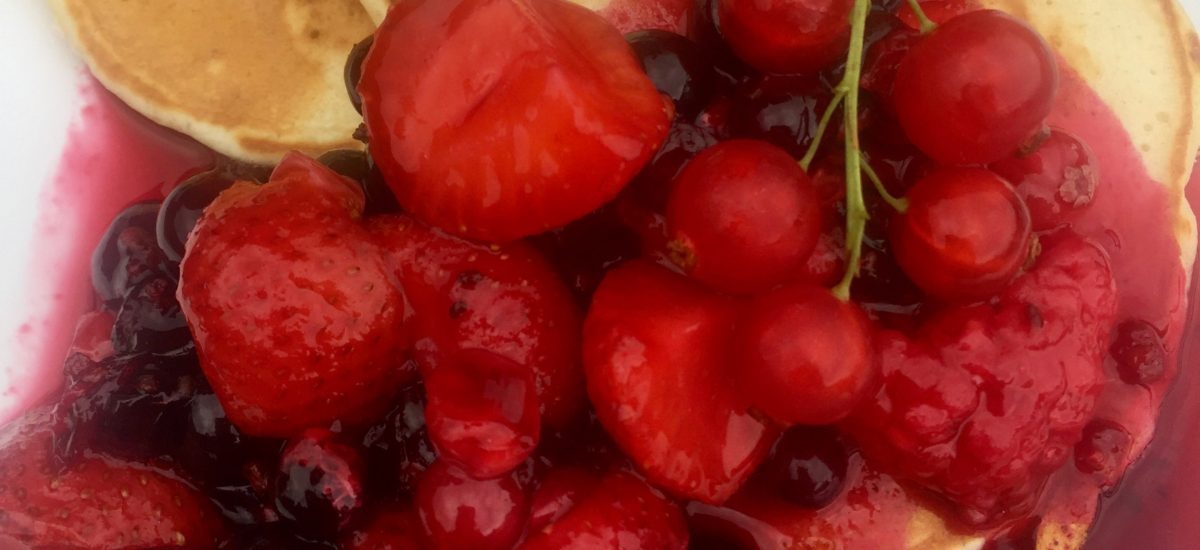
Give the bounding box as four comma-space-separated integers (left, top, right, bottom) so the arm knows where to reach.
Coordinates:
359, 0, 672, 242
340, 502, 425, 550
518, 471, 689, 549
369, 214, 584, 431
0, 408, 225, 548
178, 153, 412, 438
583, 261, 778, 503
577, 0, 696, 35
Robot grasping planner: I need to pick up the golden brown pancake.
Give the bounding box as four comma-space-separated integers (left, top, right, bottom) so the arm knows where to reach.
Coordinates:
50, 0, 375, 164
359, 0, 397, 24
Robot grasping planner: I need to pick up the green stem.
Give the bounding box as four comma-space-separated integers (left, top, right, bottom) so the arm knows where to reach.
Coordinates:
860, 153, 908, 213
832, 0, 872, 302
906, 0, 938, 34
799, 90, 846, 172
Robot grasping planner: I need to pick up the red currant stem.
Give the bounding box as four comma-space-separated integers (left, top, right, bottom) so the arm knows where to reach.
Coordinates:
832, 0, 872, 302
906, 0, 938, 34
859, 153, 909, 212
799, 90, 846, 172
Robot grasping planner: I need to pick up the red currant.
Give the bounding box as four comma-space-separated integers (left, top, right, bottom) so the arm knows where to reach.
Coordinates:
416, 460, 528, 550
891, 167, 1033, 302
424, 350, 541, 479
892, 10, 1058, 164
990, 129, 1099, 230
717, 0, 855, 74
666, 140, 822, 294
735, 284, 876, 425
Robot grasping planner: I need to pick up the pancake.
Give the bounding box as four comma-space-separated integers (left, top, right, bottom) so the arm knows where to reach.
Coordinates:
50, 0, 374, 164
360, 0, 396, 25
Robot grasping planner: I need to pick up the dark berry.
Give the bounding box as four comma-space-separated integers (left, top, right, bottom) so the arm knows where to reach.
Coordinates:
111, 275, 191, 356
157, 170, 237, 262
93, 202, 169, 302
416, 460, 528, 550
54, 353, 203, 465
626, 122, 720, 213
317, 149, 400, 216
758, 427, 849, 508
1074, 419, 1132, 487
527, 467, 600, 532
275, 428, 367, 537
345, 34, 374, 115
729, 75, 834, 158
627, 30, 717, 119
530, 208, 641, 305
991, 129, 1099, 230
1110, 320, 1167, 385
361, 381, 437, 497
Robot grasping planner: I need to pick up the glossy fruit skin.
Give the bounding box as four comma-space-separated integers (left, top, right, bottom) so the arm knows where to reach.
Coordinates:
729, 75, 835, 158
424, 349, 541, 479
360, 381, 437, 497
755, 426, 849, 509
360, 0, 671, 242
717, 0, 855, 74
339, 501, 425, 550
0, 408, 226, 548
735, 284, 876, 425
274, 429, 366, 538
667, 140, 822, 294
178, 153, 412, 437
891, 167, 1033, 302
92, 202, 171, 304
990, 129, 1099, 230
892, 10, 1059, 165
526, 467, 601, 532
157, 170, 238, 263
584, 261, 777, 503
847, 234, 1118, 525
416, 460, 528, 550
519, 471, 689, 549
627, 30, 717, 119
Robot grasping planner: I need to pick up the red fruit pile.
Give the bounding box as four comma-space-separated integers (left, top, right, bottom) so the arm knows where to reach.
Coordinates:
5, 0, 1157, 547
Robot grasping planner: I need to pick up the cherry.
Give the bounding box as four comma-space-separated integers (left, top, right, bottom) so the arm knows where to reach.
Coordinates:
416, 460, 528, 550
729, 75, 835, 158
424, 349, 541, 479
716, 0, 855, 75
627, 30, 717, 119
527, 467, 601, 532
666, 140, 822, 294
1074, 419, 1132, 487
990, 129, 1099, 230
892, 10, 1058, 164
361, 381, 438, 497
94, 202, 169, 302
1109, 320, 1167, 386
735, 284, 875, 425
891, 167, 1033, 302
274, 429, 366, 538
896, 0, 971, 28
756, 426, 850, 508
157, 170, 237, 262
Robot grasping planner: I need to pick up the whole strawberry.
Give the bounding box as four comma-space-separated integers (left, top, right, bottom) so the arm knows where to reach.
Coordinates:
0, 408, 225, 548
179, 153, 411, 438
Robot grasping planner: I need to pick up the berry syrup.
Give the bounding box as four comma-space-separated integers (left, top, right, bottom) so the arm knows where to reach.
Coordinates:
0, 77, 213, 423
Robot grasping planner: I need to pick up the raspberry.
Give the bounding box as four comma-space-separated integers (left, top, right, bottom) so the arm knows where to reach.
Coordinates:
847, 234, 1118, 525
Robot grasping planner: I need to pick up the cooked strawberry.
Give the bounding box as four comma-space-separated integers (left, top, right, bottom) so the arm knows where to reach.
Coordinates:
359, 0, 672, 242
583, 261, 778, 503
178, 153, 411, 438
846, 233, 1118, 525
585, 0, 696, 35
0, 408, 225, 548
340, 501, 425, 550
369, 214, 584, 431
518, 471, 689, 549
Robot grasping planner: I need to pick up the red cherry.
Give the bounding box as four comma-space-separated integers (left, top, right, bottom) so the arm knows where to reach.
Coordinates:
990, 129, 1099, 230
892, 10, 1058, 164
890, 167, 1033, 302
416, 460, 528, 550
424, 349, 541, 479
666, 140, 822, 294
716, 0, 855, 74
735, 284, 876, 425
